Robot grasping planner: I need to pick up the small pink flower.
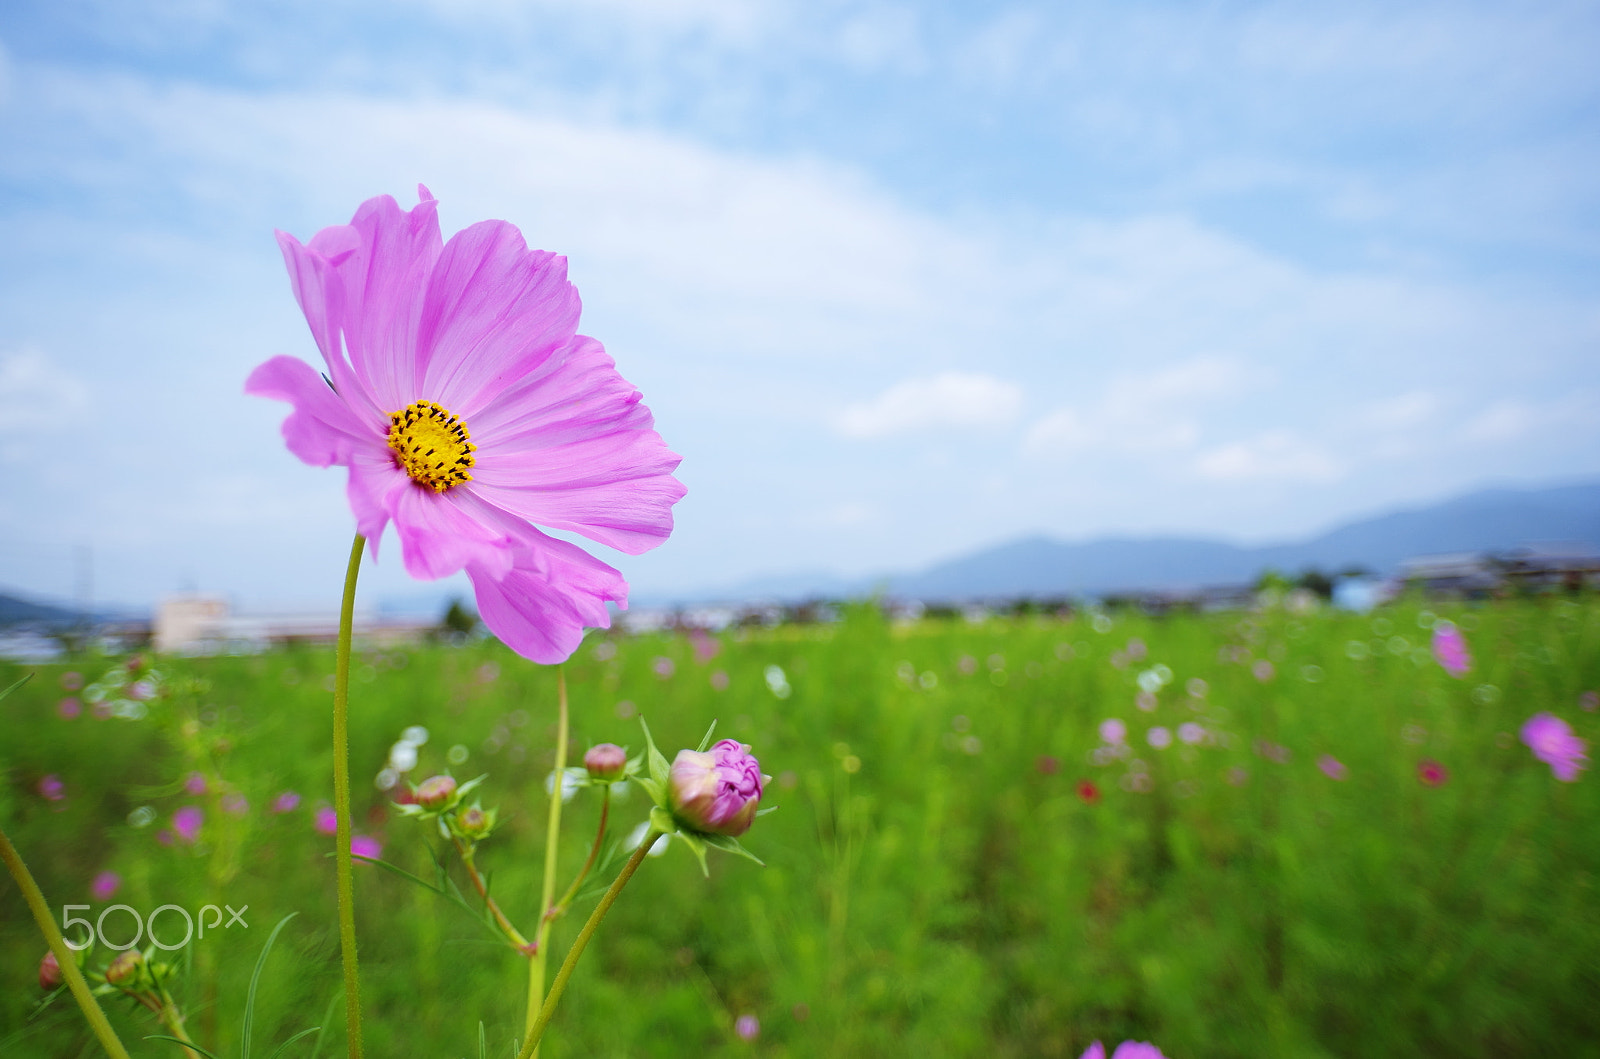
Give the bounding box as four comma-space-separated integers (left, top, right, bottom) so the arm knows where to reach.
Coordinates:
272, 790, 301, 813
155, 829, 174, 846
60, 671, 83, 691
184, 772, 207, 796
734, 1014, 759, 1041
1252, 659, 1275, 682
58, 698, 81, 720
691, 631, 721, 665
222, 793, 249, 816
351, 835, 382, 860
1418, 760, 1448, 787
173, 806, 203, 843
1081, 1042, 1167, 1059
1432, 622, 1471, 677
583, 744, 628, 782
1077, 780, 1100, 804
1520, 712, 1588, 782
91, 871, 121, 901
128, 680, 157, 701
1099, 719, 1128, 745
1317, 755, 1347, 781
1177, 722, 1205, 745
652, 656, 676, 679
314, 806, 339, 834
37, 775, 65, 801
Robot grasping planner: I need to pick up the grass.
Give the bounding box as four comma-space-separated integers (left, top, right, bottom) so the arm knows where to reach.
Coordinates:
2, 595, 1598, 1057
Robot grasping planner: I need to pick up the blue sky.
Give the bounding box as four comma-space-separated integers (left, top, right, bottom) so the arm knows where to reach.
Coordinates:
1, 0, 1597, 611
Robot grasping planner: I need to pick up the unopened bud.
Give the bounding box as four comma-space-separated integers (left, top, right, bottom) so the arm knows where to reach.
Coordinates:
415, 774, 457, 810
669, 739, 767, 837
583, 743, 627, 782
105, 950, 143, 987
39, 951, 62, 990
453, 804, 493, 840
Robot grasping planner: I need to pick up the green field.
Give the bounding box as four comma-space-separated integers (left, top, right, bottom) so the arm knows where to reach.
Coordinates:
3, 597, 1599, 1058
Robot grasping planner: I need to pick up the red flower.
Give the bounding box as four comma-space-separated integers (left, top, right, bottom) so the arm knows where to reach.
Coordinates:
1076, 779, 1101, 804
1417, 759, 1448, 787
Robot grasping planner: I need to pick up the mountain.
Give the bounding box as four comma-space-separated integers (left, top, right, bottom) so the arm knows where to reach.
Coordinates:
667, 480, 1600, 604
0, 592, 95, 627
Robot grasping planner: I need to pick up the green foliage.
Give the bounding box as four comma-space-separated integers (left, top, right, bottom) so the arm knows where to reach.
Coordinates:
2, 597, 1599, 1057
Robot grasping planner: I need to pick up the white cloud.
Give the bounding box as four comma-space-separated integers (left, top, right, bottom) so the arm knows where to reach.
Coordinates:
836, 372, 1023, 438
1024, 357, 1248, 457
1194, 431, 1343, 483
0, 348, 89, 435
1359, 390, 1441, 431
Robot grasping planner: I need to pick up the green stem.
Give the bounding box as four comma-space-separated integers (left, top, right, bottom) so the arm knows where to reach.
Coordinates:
332, 534, 366, 1059
526, 667, 570, 1047
549, 787, 610, 921
451, 835, 534, 953
0, 824, 132, 1059
157, 990, 201, 1059
515, 831, 661, 1059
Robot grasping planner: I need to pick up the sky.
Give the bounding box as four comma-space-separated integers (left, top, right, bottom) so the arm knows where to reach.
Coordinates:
1, 0, 1598, 613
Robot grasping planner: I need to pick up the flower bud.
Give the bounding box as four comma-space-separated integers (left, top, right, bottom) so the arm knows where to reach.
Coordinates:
668, 739, 766, 837
39, 951, 62, 990
583, 743, 627, 782
105, 950, 143, 987
453, 804, 494, 840
415, 774, 458, 810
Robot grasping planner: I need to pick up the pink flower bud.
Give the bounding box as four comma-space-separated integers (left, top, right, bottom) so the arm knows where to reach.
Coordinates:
668, 739, 766, 837
583, 743, 627, 782
454, 805, 492, 839
40, 951, 62, 990
415, 774, 458, 809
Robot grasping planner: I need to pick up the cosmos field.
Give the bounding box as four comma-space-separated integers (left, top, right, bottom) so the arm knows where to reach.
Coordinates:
2, 595, 1598, 1058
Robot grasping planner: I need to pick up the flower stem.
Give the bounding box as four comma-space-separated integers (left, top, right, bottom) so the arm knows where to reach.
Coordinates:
157, 990, 202, 1059
515, 831, 661, 1059
0, 824, 132, 1059
548, 787, 610, 921
526, 666, 570, 1047
332, 534, 366, 1059
451, 835, 534, 953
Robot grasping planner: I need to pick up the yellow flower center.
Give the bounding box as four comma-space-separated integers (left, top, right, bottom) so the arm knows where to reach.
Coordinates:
387, 400, 477, 492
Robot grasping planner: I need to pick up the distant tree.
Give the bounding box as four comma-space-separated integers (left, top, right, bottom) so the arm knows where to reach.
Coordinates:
1296, 568, 1335, 600
440, 598, 478, 638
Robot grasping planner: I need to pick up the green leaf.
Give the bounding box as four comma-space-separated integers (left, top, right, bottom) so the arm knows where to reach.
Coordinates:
265, 1026, 323, 1059
143, 1036, 223, 1059
0, 671, 33, 702
478, 1021, 488, 1059
700, 833, 766, 867
307, 991, 342, 1059
674, 829, 710, 877
640, 717, 670, 789
455, 774, 488, 800
244, 912, 299, 1059
694, 719, 719, 752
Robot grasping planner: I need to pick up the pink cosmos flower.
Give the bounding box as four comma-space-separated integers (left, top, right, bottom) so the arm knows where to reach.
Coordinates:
350, 835, 383, 860
247, 188, 685, 664
58, 697, 81, 720
1520, 712, 1588, 782
314, 806, 339, 835
91, 870, 121, 901
222, 793, 250, 816
1418, 760, 1448, 787
734, 1014, 760, 1041
184, 772, 207, 796
1081, 1042, 1167, 1059
1432, 622, 1471, 677
37, 775, 65, 801
1317, 754, 1348, 781
271, 790, 301, 813
669, 740, 768, 837
1099, 719, 1128, 745
173, 806, 203, 843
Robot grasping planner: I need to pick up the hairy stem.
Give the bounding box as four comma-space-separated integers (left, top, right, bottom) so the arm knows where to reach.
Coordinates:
451, 835, 533, 953
515, 831, 661, 1059
526, 667, 570, 1048
157, 991, 202, 1059
0, 824, 132, 1059
333, 534, 366, 1059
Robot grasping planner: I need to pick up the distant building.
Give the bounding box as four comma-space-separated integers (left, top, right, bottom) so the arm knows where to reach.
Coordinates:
153, 595, 436, 655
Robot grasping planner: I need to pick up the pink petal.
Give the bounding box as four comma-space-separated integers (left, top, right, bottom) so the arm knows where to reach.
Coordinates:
468, 533, 628, 664
1079, 1044, 1106, 1059
274, 229, 384, 426
414, 220, 581, 416
391, 485, 519, 581
324, 193, 443, 411
245, 355, 384, 467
